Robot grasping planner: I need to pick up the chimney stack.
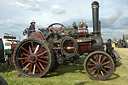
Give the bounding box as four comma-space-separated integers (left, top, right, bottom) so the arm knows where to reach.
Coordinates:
91, 1, 100, 35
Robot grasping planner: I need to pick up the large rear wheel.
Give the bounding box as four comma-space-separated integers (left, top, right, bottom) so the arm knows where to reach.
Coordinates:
84, 51, 114, 80
13, 38, 53, 78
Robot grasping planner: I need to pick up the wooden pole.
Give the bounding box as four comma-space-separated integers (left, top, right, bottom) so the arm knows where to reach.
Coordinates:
20, 76, 23, 85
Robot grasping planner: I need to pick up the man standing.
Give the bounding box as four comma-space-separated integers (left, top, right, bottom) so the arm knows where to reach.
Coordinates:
28, 20, 36, 37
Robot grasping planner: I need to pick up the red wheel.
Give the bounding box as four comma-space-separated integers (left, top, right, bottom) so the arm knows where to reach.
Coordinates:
13, 38, 53, 77
84, 51, 114, 80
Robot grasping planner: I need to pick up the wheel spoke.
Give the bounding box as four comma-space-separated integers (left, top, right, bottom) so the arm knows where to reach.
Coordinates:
36, 63, 42, 72
21, 47, 29, 53
36, 47, 42, 54
21, 59, 23, 64
34, 45, 39, 53
87, 63, 95, 66
101, 71, 104, 77
104, 66, 111, 69
97, 69, 99, 77
38, 59, 48, 64
90, 58, 96, 64
101, 56, 107, 63
37, 51, 47, 57
22, 53, 29, 57
29, 46, 32, 54
22, 60, 28, 65
92, 69, 97, 74
39, 62, 45, 70
88, 67, 96, 71
31, 42, 34, 51
102, 61, 110, 65
94, 54, 98, 63
99, 55, 102, 63
33, 64, 36, 74
37, 46, 46, 54
29, 63, 32, 74
39, 56, 48, 59
22, 63, 30, 70
102, 68, 109, 74
18, 57, 28, 60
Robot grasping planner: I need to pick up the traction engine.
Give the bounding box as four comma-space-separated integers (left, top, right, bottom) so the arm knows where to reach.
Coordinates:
13, 1, 120, 80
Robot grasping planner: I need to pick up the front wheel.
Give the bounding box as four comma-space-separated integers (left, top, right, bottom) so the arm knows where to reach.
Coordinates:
84, 51, 114, 80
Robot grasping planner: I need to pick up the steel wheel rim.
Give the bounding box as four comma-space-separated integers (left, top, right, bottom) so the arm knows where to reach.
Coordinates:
85, 52, 114, 80
15, 40, 50, 77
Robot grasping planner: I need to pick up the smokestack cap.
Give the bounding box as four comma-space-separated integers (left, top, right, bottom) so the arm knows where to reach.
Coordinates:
92, 1, 99, 6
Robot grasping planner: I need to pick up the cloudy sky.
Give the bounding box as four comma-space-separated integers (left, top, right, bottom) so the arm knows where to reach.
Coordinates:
0, 0, 128, 40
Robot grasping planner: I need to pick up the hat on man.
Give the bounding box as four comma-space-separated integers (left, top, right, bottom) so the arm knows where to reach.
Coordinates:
31, 20, 36, 24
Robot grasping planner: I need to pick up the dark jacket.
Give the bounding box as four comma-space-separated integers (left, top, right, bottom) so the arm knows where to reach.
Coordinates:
28, 24, 35, 37
29, 24, 35, 30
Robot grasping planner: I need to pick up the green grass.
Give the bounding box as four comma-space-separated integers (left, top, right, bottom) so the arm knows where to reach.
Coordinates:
0, 48, 128, 85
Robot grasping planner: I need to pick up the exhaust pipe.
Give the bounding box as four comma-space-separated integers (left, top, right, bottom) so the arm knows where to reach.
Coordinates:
123, 35, 125, 40
91, 1, 100, 34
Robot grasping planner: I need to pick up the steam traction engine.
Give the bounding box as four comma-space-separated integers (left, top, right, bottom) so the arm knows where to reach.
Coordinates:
117, 35, 127, 48
13, 1, 120, 80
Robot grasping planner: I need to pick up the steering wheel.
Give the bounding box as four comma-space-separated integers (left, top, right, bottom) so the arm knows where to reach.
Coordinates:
23, 28, 29, 35
47, 23, 66, 33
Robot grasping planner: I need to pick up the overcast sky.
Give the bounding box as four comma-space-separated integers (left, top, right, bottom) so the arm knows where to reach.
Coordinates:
0, 0, 128, 40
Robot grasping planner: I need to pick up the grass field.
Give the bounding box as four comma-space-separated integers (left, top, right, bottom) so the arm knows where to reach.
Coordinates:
0, 48, 128, 85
